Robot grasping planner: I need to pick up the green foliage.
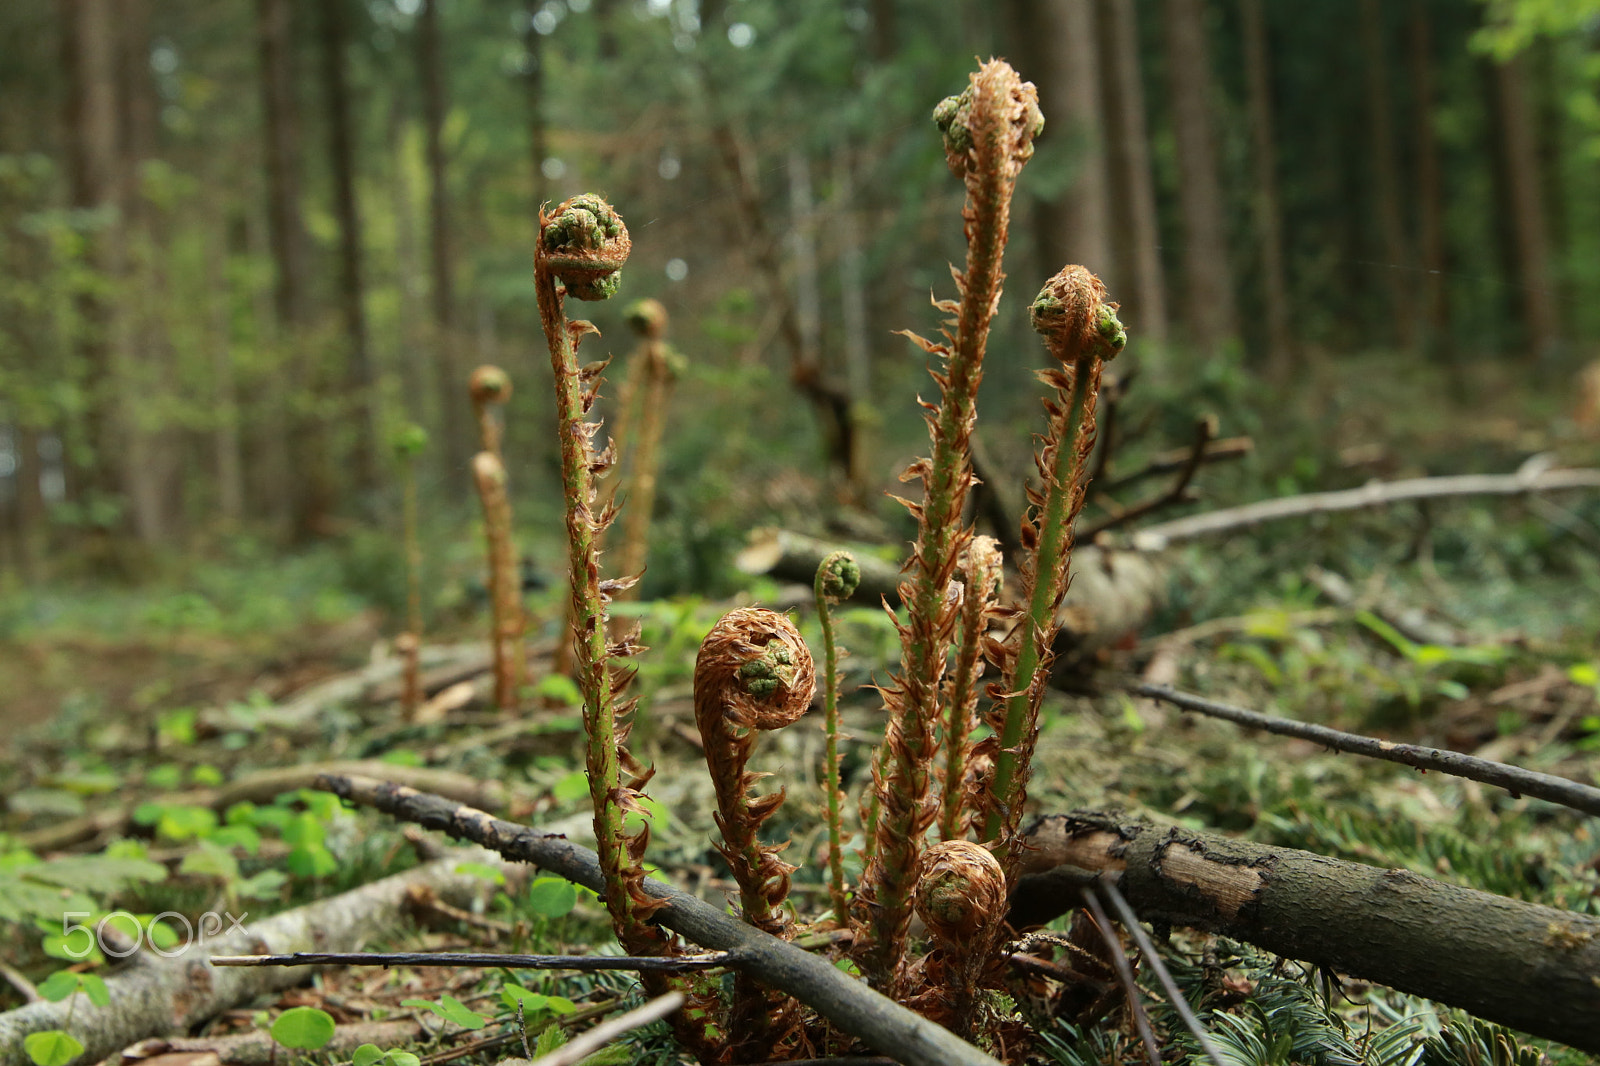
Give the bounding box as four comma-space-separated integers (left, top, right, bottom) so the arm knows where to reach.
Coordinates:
401, 995, 488, 1030
23, 1030, 84, 1066
353, 1045, 421, 1066
269, 1005, 337, 1050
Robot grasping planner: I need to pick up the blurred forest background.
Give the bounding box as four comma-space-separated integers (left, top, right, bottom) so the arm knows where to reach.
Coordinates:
2, 0, 1598, 666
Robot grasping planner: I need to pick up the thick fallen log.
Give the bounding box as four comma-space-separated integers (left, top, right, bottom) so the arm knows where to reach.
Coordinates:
735, 528, 1165, 668
0, 853, 504, 1063
1010, 811, 1600, 1053
315, 773, 1002, 1066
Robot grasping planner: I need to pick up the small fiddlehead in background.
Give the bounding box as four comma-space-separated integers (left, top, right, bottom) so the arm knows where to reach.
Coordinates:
814, 550, 861, 921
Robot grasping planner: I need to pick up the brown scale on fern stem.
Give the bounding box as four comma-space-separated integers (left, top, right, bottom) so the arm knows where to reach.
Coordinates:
857, 56, 1041, 991
977, 265, 1125, 860
694, 607, 816, 1061
905, 840, 1009, 1040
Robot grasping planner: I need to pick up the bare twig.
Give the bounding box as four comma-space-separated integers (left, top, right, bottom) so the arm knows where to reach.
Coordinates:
1131, 683, 1600, 816
1084, 415, 1215, 539
1126, 460, 1600, 550
315, 774, 1004, 1066
527, 991, 684, 1066
1077, 888, 1162, 1066
210, 951, 735, 972
1097, 880, 1226, 1066
1101, 435, 1254, 495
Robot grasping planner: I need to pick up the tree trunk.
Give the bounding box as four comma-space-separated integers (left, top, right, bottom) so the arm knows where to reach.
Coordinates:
832, 142, 876, 501
1162, 0, 1239, 354
1492, 53, 1560, 360
1359, 0, 1414, 351
419, 0, 465, 482
1005, 0, 1112, 277
1408, 0, 1448, 357
256, 0, 310, 327
319, 0, 378, 501
57, 0, 123, 544
1013, 811, 1600, 1053
1098, 0, 1168, 346
1238, 0, 1294, 377
787, 149, 823, 395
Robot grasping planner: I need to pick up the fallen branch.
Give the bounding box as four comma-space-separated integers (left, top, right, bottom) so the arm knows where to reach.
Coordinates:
15, 759, 535, 853
1126, 461, 1600, 550
736, 528, 903, 605
1081, 415, 1215, 539
119, 1020, 424, 1066
212, 950, 734, 973
0, 852, 505, 1063
1010, 811, 1600, 1052
1100, 435, 1254, 495
1131, 683, 1600, 817
315, 773, 1003, 1066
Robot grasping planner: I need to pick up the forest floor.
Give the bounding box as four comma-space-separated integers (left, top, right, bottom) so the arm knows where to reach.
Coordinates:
4, 356, 1600, 1064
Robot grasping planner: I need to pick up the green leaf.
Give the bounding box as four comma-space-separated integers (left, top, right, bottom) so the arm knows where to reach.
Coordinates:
533, 673, 582, 706
526, 877, 578, 918
237, 869, 290, 900
145, 764, 183, 790
36, 971, 81, 1002
190, 764, 224, 786
453, 861, 505, 885
502, 984, 549, 1012
353, 1045, 384, 1066
24, 1029, 84, 1066
1568, 662, 1600, 688
286, 843, 338, 879
78, 973, 109, 1008
437, 995, 487, 1029
387, 1054, 421, 1066
552, 771, 590, 804
270, 1006, 336, 1049
180, 840, 240, 881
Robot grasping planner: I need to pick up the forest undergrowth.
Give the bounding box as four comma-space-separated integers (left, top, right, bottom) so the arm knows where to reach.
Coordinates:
3, 58, 1600, 1066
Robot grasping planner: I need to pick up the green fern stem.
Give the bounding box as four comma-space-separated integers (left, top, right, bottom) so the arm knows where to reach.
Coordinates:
533, 194, 653, 950
980, 267, 1124, 852
815, 550, 860, 921
861, 58, 1041, 987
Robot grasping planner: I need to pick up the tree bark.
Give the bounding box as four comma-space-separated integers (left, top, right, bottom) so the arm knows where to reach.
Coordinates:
1012, 812, 1600, 1053
1099, 0, 1168, 345
1162, 0, 1239, 354
524, 4, 547, 212
319, 0, 378, 499
1408, 0, 1448, 357
1359, 0, 1414, 351
1491, 53, 1560, 360
1238, 0, 1294, 376
419, 0, 465, 482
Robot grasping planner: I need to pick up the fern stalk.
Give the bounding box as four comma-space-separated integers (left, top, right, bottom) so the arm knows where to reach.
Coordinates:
978, 266, 1124, 853
857, 58, 1041, 989
814, 551, 861, 921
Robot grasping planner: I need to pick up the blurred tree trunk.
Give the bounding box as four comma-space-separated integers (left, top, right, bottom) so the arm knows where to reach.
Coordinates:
832, 142, 876, 502
1162, 0, 1239, 354
203, 196, 244, 527
1004, 0, 1112, 278
419, 0, 465, 484
870, 0, 897, 62
257, 0, 323, 536
524, 6, 546, 212
1359, 0, 1414, 351
787, 149, 822, 395
595, 0, 619, 61
1409, 0, 1448, 357
1491, 53, 1560, 360
319, 0, 378, 507
1098, 0, 1168, 345
115, 0, 185, 545
12, 426, 46, 579
58, 0, 131, 561
1238, 0, 1293, 377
